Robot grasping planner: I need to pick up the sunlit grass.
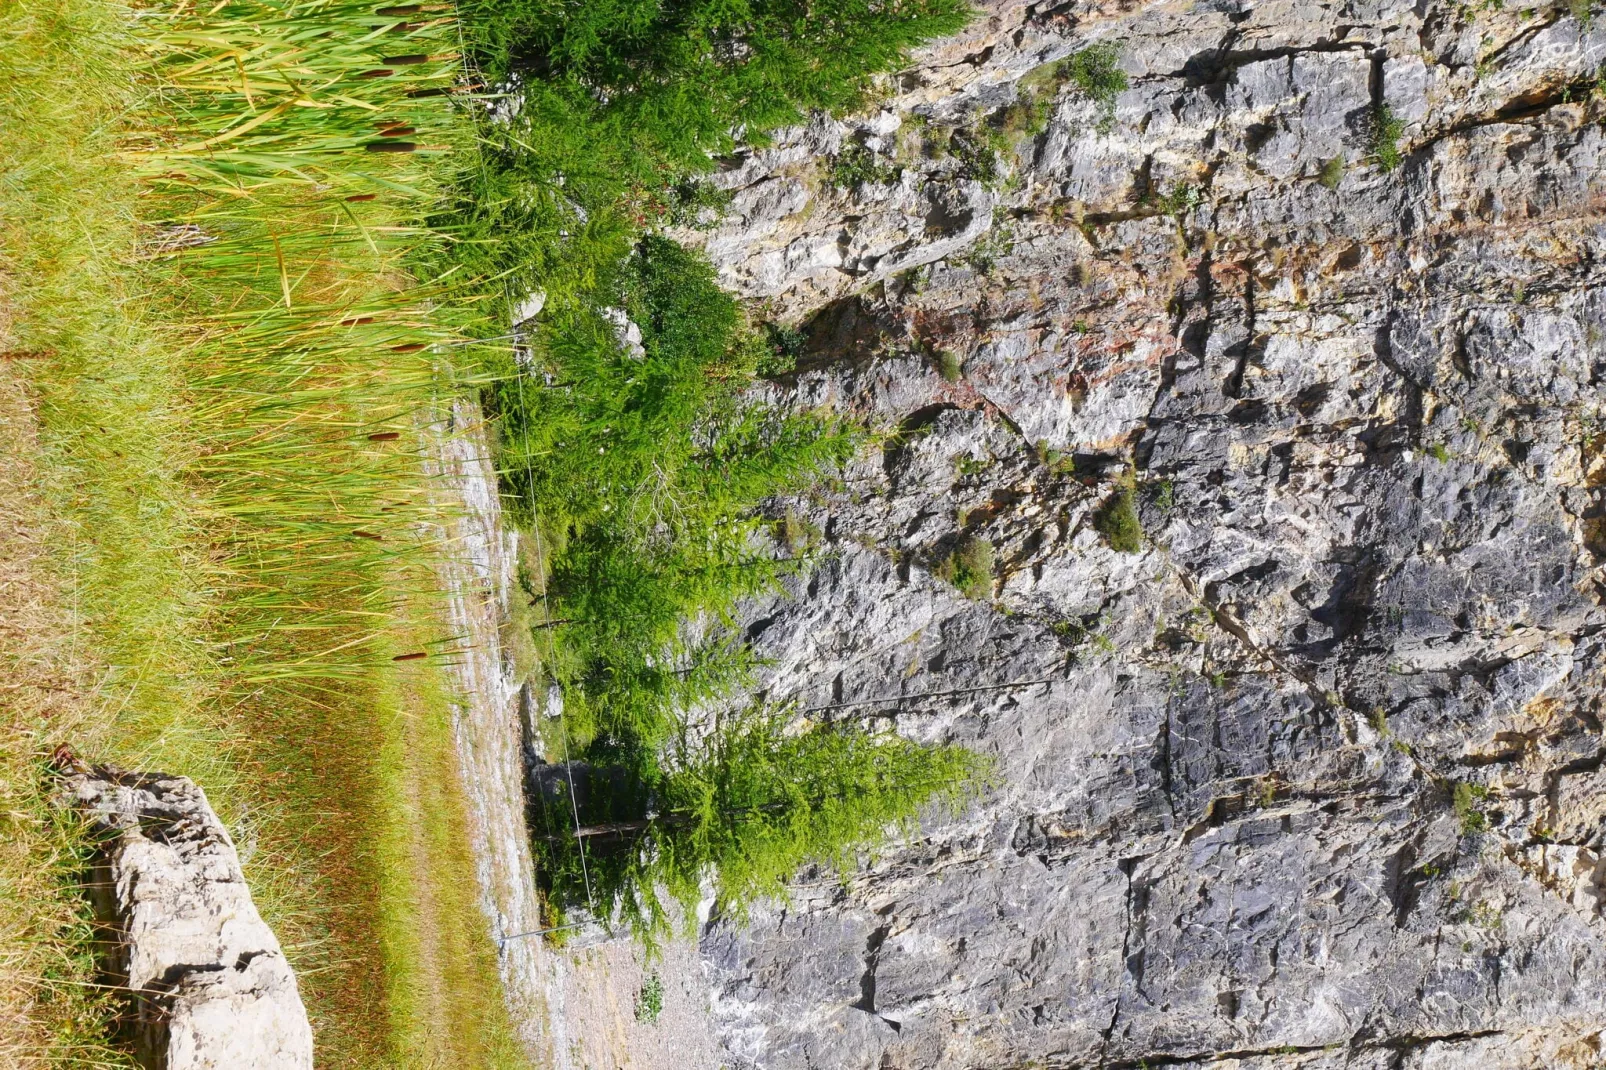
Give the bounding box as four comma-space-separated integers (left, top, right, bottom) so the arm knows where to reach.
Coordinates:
0, 0, 527, 1065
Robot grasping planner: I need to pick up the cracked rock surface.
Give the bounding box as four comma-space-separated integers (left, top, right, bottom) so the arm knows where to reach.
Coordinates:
685, 0, 1606, 1066
67, 771, 313, 1070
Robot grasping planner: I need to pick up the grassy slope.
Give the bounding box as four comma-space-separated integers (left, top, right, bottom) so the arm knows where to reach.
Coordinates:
0, 0, 526, 1065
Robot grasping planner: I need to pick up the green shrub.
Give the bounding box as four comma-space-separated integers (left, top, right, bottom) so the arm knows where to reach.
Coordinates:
1062, 43, 1127, 133
636, 974, 665, 1023
761, 322, 807, 374
1154, 182, 1200, 217
1370, 104, 1406, 172
831, 141, 900, 189
1318, 155, 1345, 189
662, 179, 733, 229
535, 710, 991, 945
777, 507, 822, 554
1095, 481, 1144, 553
935, 350, 963, 381
963, 215, 1015, 274
937, 535, 995, 599
1453, 782, 1489, 835
459, 0, 971, 179
949, 126, 1004, 186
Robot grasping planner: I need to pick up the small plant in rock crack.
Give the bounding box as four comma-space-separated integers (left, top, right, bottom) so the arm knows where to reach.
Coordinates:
759, 321, 807, 375
1369, 104, 1406, 172
936, 535, 995, 600
636, 973, 665, 1023
949, 125, 1006, 187
1153, 182, 1201, 217
935, 349, 964, 382
776, 507, 822, 555
1151, 479, 1175, 514
1094, 473, 1144, 553
830, 141, 900, 189
1062, 42, 1128, 133
1318, 155, 1346, 189
1453, 781, 1490, 835
963, 214, 1015, 274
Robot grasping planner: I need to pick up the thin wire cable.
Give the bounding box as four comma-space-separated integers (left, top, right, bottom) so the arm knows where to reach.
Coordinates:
451, 23, 599, 934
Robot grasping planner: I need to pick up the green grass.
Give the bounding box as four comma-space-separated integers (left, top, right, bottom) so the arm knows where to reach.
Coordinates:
0, 0, 529, 1065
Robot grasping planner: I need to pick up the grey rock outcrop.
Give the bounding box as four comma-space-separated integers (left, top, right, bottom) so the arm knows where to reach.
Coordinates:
67, 770, 313, 1070
686, 0, 1606, 1066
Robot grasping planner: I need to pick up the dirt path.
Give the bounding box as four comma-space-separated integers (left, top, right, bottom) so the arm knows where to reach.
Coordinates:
428, 399, 724, 1070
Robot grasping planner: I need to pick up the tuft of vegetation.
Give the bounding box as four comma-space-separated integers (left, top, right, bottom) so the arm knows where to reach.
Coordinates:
936, 350, 965, 382
1154, 182, 1201, 218
636, 973, 665, 1023
1453, 781, 1490, 835
1319, 155, 1347, 189
1152, 479, 1176, 514
963, 212, 1016, 273
1370, 104, 1407, 172
662, 179, 735, 229
1426, 441, 1452, 463
831, 141, 902, 189
936, 535, 995, 600
1062, 43, 1128, 134
778, 508, 823, 555
949, 125, 1006, 186
1095, 477, 1145, 553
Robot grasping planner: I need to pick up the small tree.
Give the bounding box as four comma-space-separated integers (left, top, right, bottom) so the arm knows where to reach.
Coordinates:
545, 710, 991, 945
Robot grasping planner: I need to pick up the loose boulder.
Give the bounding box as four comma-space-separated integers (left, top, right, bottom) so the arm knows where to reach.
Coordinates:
65, 769, 313, 1070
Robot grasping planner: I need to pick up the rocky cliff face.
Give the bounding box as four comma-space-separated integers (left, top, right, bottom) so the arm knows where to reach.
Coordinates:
689, 1, 1606, 1066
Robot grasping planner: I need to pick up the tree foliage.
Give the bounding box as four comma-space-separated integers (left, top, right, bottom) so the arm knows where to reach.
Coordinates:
440, 0, 992, 945
540, 710, 992, 945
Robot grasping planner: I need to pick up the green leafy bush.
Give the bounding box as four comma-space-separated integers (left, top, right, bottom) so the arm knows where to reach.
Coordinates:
459, 0, 970, 183
1371, 104, 1406, 172
1062, 43, 1127, 133
540, 711, 990, 944
636, 974, 665, 1023
1453, 782, 1489, 835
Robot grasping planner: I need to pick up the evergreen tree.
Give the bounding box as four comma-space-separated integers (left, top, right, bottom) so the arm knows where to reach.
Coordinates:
546, 710, 992, 945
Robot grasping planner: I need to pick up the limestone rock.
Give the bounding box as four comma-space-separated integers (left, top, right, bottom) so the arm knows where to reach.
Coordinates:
683, 0, 1606, 1065
67, 770, 313, 1070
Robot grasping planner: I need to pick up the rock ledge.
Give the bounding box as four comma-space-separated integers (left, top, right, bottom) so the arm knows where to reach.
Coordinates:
67, 769, 313, 1070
